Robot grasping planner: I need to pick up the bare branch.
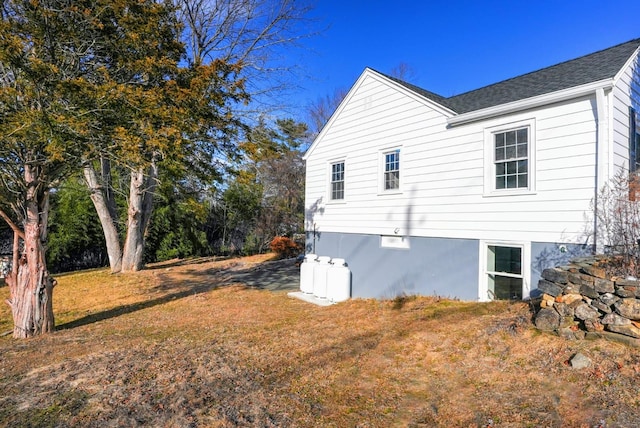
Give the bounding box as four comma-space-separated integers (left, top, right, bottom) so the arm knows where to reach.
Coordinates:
176, 0, 316, 108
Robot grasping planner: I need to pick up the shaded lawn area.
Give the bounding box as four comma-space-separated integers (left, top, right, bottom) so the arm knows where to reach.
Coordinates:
1, 254, 640, 427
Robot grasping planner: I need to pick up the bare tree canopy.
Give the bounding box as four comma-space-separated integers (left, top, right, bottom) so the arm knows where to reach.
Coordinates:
176, 0, 316, 109
306, 87, 347, 135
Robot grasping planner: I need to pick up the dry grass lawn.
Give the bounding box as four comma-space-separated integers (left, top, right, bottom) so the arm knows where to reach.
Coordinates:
1, 254, 640, 427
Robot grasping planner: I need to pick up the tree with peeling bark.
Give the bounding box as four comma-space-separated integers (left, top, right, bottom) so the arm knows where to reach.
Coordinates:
82, 57, 247, 273
0, 0, 96, 337
84, 0, 315, 273
76, 0, 196, 274
0, 0, 242, 335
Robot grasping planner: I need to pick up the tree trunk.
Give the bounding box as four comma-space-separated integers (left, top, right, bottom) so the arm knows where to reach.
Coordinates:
4, 165, 55, 338
121, 161, 158, 272
83, 162, 122, 273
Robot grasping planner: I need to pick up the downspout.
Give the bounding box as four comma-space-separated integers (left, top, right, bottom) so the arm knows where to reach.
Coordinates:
594, 87, 609, 254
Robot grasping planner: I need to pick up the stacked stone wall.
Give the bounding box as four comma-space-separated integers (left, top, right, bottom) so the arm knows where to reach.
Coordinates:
534, 256, 640, 345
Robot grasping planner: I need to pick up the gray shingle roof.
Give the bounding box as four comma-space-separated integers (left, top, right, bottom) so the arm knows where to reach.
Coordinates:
382, 38, 640, 114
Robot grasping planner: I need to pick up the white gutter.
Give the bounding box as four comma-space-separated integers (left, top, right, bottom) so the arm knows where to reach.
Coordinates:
447, 78, 614, 127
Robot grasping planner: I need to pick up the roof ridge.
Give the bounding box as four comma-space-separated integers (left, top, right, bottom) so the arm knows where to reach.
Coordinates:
367, 68, 454, 109
368, 38, 640, 114
446, 38, 640, 102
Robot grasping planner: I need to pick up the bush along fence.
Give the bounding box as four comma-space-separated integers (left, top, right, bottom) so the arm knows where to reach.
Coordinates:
534, 256, 640, 346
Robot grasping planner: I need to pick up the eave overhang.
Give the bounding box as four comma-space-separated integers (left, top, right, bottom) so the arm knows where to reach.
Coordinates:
447, 78, 615, 127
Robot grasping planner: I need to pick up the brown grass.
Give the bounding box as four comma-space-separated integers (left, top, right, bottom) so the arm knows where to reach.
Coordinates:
1, 255, 640, 427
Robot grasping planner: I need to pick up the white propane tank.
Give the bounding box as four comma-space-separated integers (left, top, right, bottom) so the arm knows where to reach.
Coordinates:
313, 256, 331, 299
327, 258, 350, 302
299, 254, 318, 294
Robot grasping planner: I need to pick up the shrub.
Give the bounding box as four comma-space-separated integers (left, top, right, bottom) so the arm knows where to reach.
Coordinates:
269, 236, 301, 259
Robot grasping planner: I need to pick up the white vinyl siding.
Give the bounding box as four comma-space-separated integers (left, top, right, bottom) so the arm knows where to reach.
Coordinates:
305, 70, 601, 245
611, 53, 640, 172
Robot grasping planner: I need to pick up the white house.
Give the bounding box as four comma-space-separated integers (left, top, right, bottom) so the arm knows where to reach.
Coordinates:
303, 38, 640, 301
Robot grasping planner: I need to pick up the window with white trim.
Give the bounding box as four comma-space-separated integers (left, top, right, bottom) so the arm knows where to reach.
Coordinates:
486, 245, 523, 300
484, 119, 535, 195
330, 161, 344, 200
383, 149, 400, 191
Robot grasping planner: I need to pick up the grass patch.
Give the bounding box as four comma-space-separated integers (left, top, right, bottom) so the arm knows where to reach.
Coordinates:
0, 389, 88, 428
1, 254, 639, 426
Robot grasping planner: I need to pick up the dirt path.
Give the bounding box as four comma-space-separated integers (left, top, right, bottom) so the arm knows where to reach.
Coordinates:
223, 258, 300, 292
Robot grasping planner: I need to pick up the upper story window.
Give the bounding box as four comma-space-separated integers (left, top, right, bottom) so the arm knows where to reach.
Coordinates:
384, 150, 400, 191
330, 161, 344, 200
484, 119, 535, 196
494, 127, 528, 190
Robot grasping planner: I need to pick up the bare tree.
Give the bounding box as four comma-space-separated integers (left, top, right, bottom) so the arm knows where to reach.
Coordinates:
389, 62, 417, 81
589, 168, 640, 276
176, 0, 315, 107
307, 87, 348, 135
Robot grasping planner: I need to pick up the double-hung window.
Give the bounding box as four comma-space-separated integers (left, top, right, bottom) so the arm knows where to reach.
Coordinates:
485, 120, 535, 195
494, 127, 528, 190
384, 150, 400, 191
330, 161, 345, 200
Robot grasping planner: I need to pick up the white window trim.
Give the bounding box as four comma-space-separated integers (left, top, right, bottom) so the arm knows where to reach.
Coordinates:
483, 119, 536, 197
378, 146, 402, 195
478, 240, 531, 302
326, 158, 346, 204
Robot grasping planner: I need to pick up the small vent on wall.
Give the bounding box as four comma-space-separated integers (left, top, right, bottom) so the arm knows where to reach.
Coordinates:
380, 235, 410, 249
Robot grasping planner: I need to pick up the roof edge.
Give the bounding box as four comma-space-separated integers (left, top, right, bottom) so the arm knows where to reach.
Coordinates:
366, 68, 458, 116
613, 43, 640, 84
449, 38, 640, 102
447, 78, 614, 127
368, 68, 458, 114
303, 68, 372, 160
304, 68, 457, 160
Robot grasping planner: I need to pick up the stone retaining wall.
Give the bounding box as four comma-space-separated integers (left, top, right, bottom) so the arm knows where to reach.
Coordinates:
534, 256, 640, 345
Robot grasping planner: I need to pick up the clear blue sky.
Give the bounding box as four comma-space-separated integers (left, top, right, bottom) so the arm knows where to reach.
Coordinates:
288, 0, 640, 119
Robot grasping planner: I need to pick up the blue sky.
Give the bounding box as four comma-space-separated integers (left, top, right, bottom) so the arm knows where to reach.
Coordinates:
289, 0, 640, 119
